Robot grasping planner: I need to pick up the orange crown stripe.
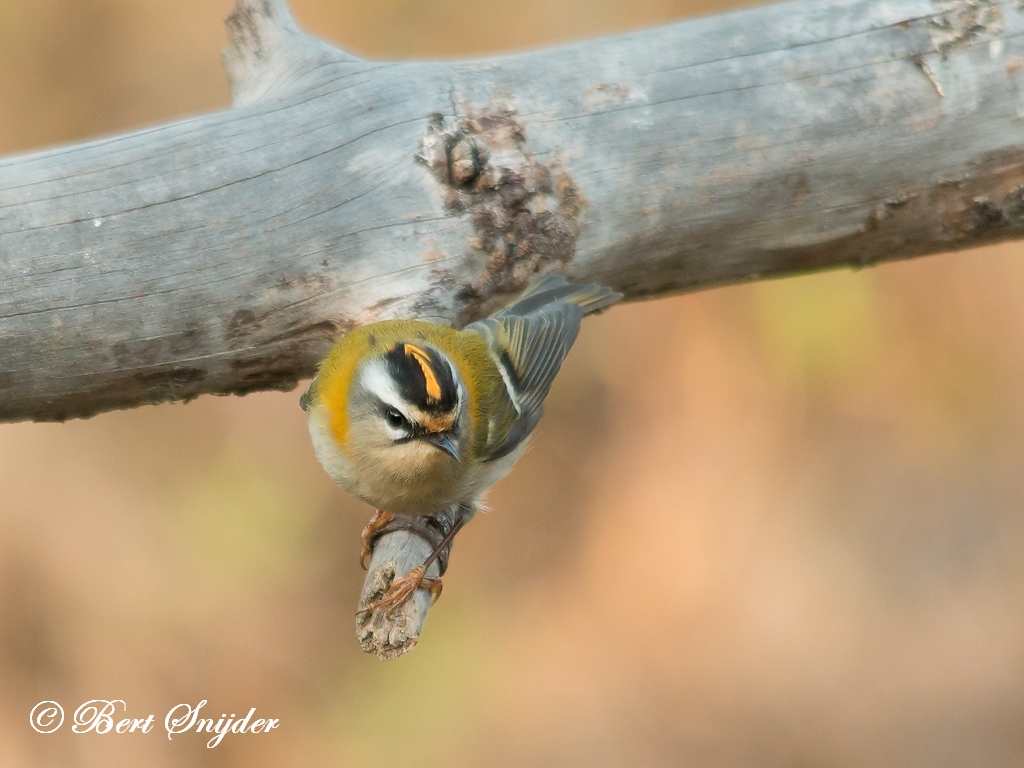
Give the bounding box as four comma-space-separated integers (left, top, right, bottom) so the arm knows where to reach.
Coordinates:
404, 344, 442, 402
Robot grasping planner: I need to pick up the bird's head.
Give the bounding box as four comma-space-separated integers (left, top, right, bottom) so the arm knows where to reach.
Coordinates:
343, 341, 464, 467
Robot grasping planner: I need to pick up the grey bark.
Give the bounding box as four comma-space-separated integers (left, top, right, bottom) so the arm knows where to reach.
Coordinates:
356, 531, 440, 659
4, 0, 1024, 656
3, 0, 1024, 423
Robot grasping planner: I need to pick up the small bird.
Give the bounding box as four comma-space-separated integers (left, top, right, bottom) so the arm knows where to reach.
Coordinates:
300, 274, 620, 614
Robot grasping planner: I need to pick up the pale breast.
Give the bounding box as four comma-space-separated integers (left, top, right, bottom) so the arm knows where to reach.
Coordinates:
307, 405, 463, 515
459, 441, 527, 503
307, 405, 362, 493
307, 404, 527, 515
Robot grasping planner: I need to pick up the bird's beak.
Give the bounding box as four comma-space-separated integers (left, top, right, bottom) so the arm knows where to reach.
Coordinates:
425, 432, 461, 462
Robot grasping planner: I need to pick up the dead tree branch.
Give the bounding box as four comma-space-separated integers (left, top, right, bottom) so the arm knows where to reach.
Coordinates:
3, 0, 1024, 423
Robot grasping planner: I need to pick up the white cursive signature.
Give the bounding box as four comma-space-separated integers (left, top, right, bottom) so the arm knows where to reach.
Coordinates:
30, 700, 280, 748
165, 700, 280, 748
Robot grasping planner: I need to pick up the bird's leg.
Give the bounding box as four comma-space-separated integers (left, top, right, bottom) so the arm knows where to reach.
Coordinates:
360, 509, 394, 571
357, 515, 466, 616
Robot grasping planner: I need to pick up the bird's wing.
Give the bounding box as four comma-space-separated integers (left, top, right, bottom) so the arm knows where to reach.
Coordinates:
466, 276, 620, 461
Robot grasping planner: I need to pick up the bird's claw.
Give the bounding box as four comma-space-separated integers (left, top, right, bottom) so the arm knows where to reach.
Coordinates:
360, 509, 394, 571
357, 565, 443, 617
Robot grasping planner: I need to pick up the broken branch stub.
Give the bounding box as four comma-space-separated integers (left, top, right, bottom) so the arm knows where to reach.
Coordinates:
356, 505, 468, 659
223, 0, 355, 107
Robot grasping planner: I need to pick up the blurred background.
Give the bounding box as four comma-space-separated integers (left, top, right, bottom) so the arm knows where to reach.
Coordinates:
2, 0, 1024, 765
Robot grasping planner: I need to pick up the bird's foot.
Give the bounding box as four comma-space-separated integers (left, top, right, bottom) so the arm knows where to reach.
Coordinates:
357, 565, 442, 617
360, 509, 394, 571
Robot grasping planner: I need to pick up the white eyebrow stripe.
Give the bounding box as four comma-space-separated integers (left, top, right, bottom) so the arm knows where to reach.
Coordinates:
360, 360, 413, 421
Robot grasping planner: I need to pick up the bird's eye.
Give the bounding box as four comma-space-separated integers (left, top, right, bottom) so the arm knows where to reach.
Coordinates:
384, 408, 409, 430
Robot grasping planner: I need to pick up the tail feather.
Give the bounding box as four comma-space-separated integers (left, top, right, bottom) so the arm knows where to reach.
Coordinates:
495, 275, 621, 319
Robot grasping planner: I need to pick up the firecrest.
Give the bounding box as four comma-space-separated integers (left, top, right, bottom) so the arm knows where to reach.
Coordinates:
300, 274, 620, 613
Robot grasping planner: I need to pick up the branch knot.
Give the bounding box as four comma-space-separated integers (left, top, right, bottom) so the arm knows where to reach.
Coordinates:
223, 0, 356, 107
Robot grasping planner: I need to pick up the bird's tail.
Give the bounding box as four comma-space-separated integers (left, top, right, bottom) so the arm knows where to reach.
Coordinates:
495, 274, 621, 319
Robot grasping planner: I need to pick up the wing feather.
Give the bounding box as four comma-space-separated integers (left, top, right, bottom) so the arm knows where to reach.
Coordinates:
466, 276, 619, 461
